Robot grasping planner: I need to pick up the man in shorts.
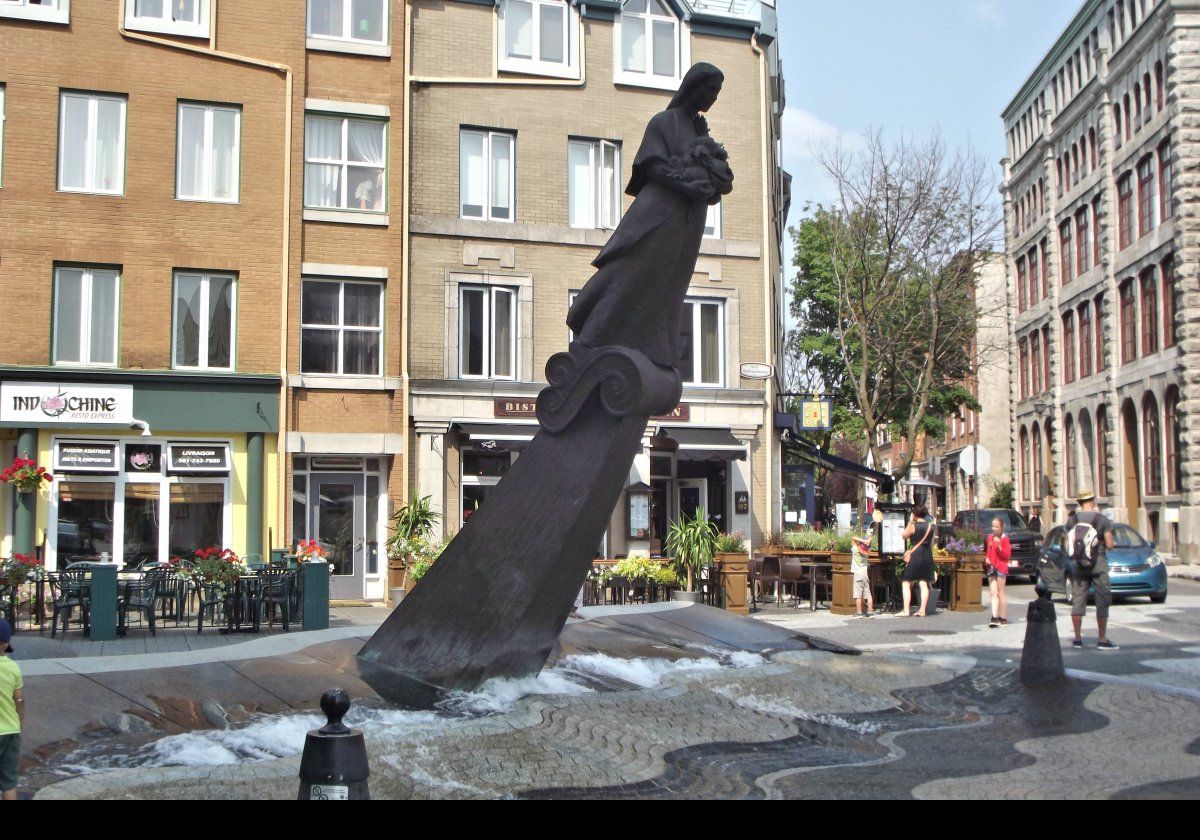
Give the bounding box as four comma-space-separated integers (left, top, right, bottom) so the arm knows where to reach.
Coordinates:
851, 532, 874, 618
0, 618, 23, 800
1066, 489, 1118, 651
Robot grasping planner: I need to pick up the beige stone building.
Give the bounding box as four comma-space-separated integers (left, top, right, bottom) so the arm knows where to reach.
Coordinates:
1001, 0, 1196, 561
404, 0, 788, 554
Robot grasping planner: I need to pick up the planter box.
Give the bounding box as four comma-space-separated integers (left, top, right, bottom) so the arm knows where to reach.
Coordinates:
713, 551, 749, 615
950, 554, 985, 612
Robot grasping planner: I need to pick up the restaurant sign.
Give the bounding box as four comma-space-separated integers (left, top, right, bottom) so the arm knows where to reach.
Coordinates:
54, 440, 120, 473
494, 398, 690, 422
1, 382, 133, 424
167, 443, 231, 474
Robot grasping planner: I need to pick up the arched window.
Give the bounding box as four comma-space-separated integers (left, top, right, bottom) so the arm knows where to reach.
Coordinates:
1039, 178, 1045, 214
1065, 414, 1078, 497
1097, 405, 1109, 496
1162, 255, 1176, 348
1032, 423, 1044, 501
1114, 102, 1123, 146
1120, 278, 1137, 364
1143, 73, 1152, 117
1155, 61, 1164, 112
616, 0, 688, 89
1124, 93, 1132, 140
1134, 82, 1142, 125
1080, 408, 1095, 492
1089, 128, 1097, 171
1143, 392, 1162, 496
1141, 267, 1158, 356
1020, 427, 1031, 501
1072, 143, 1080, 184
1165, 386, 1181, 495
1078, 301, 1093, 377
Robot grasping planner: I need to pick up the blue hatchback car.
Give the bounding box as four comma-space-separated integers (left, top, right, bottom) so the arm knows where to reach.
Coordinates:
1037, 523, 1169, 603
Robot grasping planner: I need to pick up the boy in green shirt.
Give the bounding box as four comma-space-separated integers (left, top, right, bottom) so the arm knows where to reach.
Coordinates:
851, 532, 875, 618
0, 618, 22, 800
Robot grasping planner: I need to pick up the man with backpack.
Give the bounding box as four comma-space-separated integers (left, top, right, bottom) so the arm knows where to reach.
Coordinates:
1065, 489, 1118, 650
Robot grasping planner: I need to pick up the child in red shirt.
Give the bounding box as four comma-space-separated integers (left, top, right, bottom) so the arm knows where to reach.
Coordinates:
985, 517, 1012, 627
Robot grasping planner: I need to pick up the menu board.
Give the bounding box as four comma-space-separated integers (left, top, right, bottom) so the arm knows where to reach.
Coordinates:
629, 493, 650, 540
881, 510, 907, 556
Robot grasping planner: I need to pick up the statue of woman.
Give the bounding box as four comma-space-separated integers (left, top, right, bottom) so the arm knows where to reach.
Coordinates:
566, 63, 734, 370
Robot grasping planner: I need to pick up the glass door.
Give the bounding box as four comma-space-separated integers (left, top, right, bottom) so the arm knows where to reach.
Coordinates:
677, 478, 707, 523
311, 474, 365, 600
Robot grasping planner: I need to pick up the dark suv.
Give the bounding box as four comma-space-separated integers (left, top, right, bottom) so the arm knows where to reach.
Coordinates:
950, 509, 1043, 581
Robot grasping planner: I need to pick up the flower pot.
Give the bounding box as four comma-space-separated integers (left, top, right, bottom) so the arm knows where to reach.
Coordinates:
671, 590, 702, 604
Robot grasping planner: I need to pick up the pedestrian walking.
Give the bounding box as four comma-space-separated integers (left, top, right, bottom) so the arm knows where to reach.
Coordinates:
0, 619, 23, 801
1065, 490, 1118, 650
900, 505, 936, 617
851, 531, 874, 618
1027, 508, 1043, 536
985, 516, 1011, 627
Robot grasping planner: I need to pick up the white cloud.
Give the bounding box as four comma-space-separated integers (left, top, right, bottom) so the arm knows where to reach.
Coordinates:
972, 0, 1002, 24
779, 107, 863, 213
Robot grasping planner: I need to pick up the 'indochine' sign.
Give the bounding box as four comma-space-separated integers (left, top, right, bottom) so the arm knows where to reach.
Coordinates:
0, 382, 133, 424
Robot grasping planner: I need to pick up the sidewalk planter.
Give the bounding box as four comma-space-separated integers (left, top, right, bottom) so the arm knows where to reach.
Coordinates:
949, 554, 985, 611
713, 551, 749, 615
301, 562, 330, 631
830, 551, 857, 615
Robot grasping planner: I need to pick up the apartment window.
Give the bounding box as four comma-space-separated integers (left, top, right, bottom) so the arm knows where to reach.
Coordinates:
499, 0, 577, 78
304, 114, 386, 212
1165, 387, 1181, 495
1158, 139, 1173, 221
1143, 394, 1162, 496
1065, 414, 1077, 498
173, 272, 235, 370
1120, 279, 1137, 364
1062, 312, 1075, 384
300, 280, 383, 376
1019, 427, 1031, 500
1042, 325, 1050, 392
1137, 155, 1156, 236
1097, 406, 1109, 496
616, 0, 687, 90
1155, 61, 1164, 112
1117, 173, 1133, 249
1059, 221, 1072, 284
1032, 424, 1043, 500
459, 285, 517, 380
1078, 302, 1093, 378
1028, 247, 1039, 305
1092, 196, 1102, 267
177, 102, 240, 203
704, 200, 722, 238
53, 266, 119, 366
58, 91, 126, 195
125, 0, 209, 39
1095, 294, 1107, 371
1017, 257, 1027, 313
1140, 269, 1158, 356
307, 0, 386, 46
0, 0, 68, 24
568, 138, 620, 229
1113, 103, 1122, 148
1030, 332, 1042, 393
1162, 256, 1176, 348
460, 129, 514, 222
679, 298, 724, 387
1075, 207, 1090, 274
1018, 339, 1029, 399
1040, 239, 1048, 299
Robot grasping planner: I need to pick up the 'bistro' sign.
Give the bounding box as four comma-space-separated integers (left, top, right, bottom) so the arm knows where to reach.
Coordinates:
494, 398, 690, 422
1, 382, 133, 424
54, 441, 120, 473
167, 443, 231, 474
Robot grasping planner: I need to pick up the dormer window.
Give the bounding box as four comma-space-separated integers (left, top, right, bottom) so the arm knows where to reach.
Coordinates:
615, 0, 689, 91
124, 0, 210, 39
498, 0, 579, 79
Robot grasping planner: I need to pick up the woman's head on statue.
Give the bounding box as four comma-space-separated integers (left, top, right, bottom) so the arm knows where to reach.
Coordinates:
669, 63, 724, 113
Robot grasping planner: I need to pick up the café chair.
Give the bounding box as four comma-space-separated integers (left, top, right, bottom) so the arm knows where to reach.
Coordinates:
48, 570, 91, 638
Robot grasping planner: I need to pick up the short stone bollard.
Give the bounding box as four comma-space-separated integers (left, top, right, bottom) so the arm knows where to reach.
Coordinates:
1020, 593, 1065, 687
298, 688, 370, 800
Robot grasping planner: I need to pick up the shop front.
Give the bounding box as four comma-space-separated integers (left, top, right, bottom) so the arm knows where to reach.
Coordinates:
0, 372, 280, 569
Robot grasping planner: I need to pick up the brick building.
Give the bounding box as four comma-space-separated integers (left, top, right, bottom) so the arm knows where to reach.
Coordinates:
404, 0, 788, 554
1001, 0, 1195, 561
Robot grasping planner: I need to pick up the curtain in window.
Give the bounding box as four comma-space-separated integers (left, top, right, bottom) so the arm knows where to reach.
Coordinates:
460, 132, 486, 217
136, 0, 164, 16
310, 0, 344, 38
177, 106, 205, 198
94, 98, 124, 192
601, 142, 619, 228
352, 0, 384, 41
343, 283, 380, 327
54, 268, 84, 363
175, 273, 203, 367
461, 289, 485, 376
210, 108, 238, 201
493, 290, 513, 378
568, 141, 593, 228
305, 117, 343, 207
622, 15, 646, 72
343, 330, 380, 375
347, 120, 385, 211
302, 281, 340, 326
652, 19, 675, 77
60, 95, 89, 190
490, 134, 512, 220
175, 0, 198, 24
540, 1, 565, 63
89, 270, 119, 364
700, 303, 720, 384
207, 276, 234, 368
505, 0, 534, 59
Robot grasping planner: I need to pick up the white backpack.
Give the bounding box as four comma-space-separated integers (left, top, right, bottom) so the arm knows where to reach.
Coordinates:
1066, 514, 1100, 570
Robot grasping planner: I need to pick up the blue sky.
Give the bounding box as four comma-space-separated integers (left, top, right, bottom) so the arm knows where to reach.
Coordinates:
775, 0, 1083, 219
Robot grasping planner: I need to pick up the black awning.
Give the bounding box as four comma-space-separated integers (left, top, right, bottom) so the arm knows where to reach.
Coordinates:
661, 426, 747, 461
454, 423, 536, 451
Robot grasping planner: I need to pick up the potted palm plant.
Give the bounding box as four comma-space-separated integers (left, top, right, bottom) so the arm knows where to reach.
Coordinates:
386, 496, 441, 603
665, 512, 718, 604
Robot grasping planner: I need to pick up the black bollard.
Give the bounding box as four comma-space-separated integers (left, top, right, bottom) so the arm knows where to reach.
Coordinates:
1020, 590, 1066, 687
298, 688, 371, 800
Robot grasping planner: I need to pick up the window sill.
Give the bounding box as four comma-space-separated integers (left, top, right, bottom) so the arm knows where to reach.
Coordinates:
124, 18, 210, 39
58, 187, 125, 197
614, 74, 684, 93
0, 6, 70, 25
306, 37, 392, 58
289, 375, 400, 391
498, 60, 580, 81
176, 195, 239, 205
303, 209, 389, 227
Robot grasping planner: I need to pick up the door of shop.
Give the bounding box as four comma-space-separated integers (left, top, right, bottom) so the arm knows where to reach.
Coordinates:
677, 479, 708, 522
311, 473, 365, 600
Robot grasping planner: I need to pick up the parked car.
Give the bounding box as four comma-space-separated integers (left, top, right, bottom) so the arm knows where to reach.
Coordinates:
950, 509, 1042, 580
1036, 523, 1168, 603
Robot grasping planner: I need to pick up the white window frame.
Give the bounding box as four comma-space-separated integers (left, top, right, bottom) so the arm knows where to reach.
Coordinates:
304, 113, 388, 213
0, 0, 69, 25
460, 128, 516, 223
498, 0, 579, 79
123, 0, 210, 39
300, 278, 384, 377
58, 91, 127, 195
613, 0, 690, 92
306, 0, 388, 47
568, 138, 621, 230
680, 297, 725, 388
52, 266, 120, 367
458, 285, 518, 381
172, 271, 237, 371
704, 199, 722, 239
176, 102, 241, 203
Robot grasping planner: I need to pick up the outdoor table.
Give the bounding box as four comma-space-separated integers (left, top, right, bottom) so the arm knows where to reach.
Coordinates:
221, 575, 262, 634
763, 555, 833, 611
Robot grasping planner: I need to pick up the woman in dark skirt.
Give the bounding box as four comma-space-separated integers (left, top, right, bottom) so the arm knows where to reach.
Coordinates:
901, 504, 936, 617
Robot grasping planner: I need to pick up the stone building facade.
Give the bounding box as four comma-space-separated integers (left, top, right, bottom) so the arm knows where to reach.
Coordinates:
404, 0, 788, 554
1001, 0, 1196, 561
